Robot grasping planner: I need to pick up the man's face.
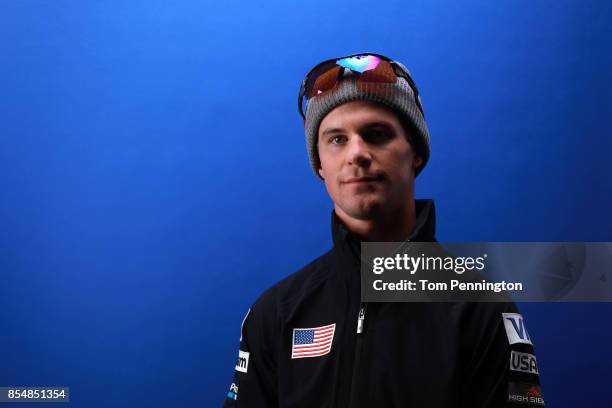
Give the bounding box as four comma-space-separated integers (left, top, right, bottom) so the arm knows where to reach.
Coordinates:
317, 100, 422, 221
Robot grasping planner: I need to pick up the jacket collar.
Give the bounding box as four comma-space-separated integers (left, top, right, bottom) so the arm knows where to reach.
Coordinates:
331, 199, 437, 259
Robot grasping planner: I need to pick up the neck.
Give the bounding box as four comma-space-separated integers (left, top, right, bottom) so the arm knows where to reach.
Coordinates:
335, 200, 417, 242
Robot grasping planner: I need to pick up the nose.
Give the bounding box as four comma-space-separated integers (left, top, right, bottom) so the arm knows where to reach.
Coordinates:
346, 135, 372, 168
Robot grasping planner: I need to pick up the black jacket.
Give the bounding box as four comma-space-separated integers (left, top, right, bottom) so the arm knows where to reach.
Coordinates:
223, 200, 543, 407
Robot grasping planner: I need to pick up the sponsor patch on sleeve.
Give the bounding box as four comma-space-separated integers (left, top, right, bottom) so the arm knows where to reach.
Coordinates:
227, 382, 239, 400
502, 313, 533, 345
508, 382, 545, 406
510, 351, 539, 375
235, 350, 249, 373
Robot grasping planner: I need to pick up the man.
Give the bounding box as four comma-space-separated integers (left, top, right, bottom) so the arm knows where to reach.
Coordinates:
223, 53, 543, 407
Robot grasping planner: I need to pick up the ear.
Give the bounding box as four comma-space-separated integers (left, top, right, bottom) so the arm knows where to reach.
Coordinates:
318, 166, 325, 180
413, 155, 423, 169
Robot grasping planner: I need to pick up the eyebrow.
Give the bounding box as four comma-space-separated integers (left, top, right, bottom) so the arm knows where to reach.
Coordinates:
321, 127, 346, 137
360, 121, 395, 131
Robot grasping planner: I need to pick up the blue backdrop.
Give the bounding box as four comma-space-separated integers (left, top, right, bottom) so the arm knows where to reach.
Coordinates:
1, 1, 611, 407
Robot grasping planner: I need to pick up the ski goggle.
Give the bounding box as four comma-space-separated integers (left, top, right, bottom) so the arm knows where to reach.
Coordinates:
297, 53, 424, 120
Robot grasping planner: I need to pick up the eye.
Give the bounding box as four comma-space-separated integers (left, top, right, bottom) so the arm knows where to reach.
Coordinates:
364, 128, 393, 144
329, 135, 348, 145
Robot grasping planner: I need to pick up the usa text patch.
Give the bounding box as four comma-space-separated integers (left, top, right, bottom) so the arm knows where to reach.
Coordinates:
510, 351, 539, 375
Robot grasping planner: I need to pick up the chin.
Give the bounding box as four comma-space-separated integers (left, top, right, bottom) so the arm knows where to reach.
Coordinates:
342, 198, 385, 220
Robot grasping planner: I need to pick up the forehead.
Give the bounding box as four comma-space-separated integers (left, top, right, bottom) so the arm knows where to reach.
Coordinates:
319, 100, 403, 131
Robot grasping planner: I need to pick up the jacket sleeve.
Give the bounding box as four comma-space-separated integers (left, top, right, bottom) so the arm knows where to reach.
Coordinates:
222, 289, 279, 408
460, 302, 544, 407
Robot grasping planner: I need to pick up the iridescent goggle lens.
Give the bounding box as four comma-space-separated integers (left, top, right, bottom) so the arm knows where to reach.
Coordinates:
298, 53, 423, 120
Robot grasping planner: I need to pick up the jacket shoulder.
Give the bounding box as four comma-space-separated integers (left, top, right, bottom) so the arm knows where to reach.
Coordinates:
250, 248, 335, 320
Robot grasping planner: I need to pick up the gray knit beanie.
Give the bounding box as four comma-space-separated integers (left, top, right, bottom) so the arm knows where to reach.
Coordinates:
304, 63, 430, 178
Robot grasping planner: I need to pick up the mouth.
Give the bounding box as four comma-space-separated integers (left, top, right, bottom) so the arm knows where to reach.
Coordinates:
341, 173, 386, 184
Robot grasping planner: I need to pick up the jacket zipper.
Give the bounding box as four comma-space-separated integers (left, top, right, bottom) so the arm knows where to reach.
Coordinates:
348, 302, 367, 407
347, 239, 369, 407
356, 305, 366, 334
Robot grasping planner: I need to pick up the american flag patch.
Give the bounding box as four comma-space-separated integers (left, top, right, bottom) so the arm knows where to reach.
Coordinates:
291, 323, 336, 359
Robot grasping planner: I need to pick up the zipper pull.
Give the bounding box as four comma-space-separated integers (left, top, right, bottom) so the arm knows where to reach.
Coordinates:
356, 307, 366, 334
